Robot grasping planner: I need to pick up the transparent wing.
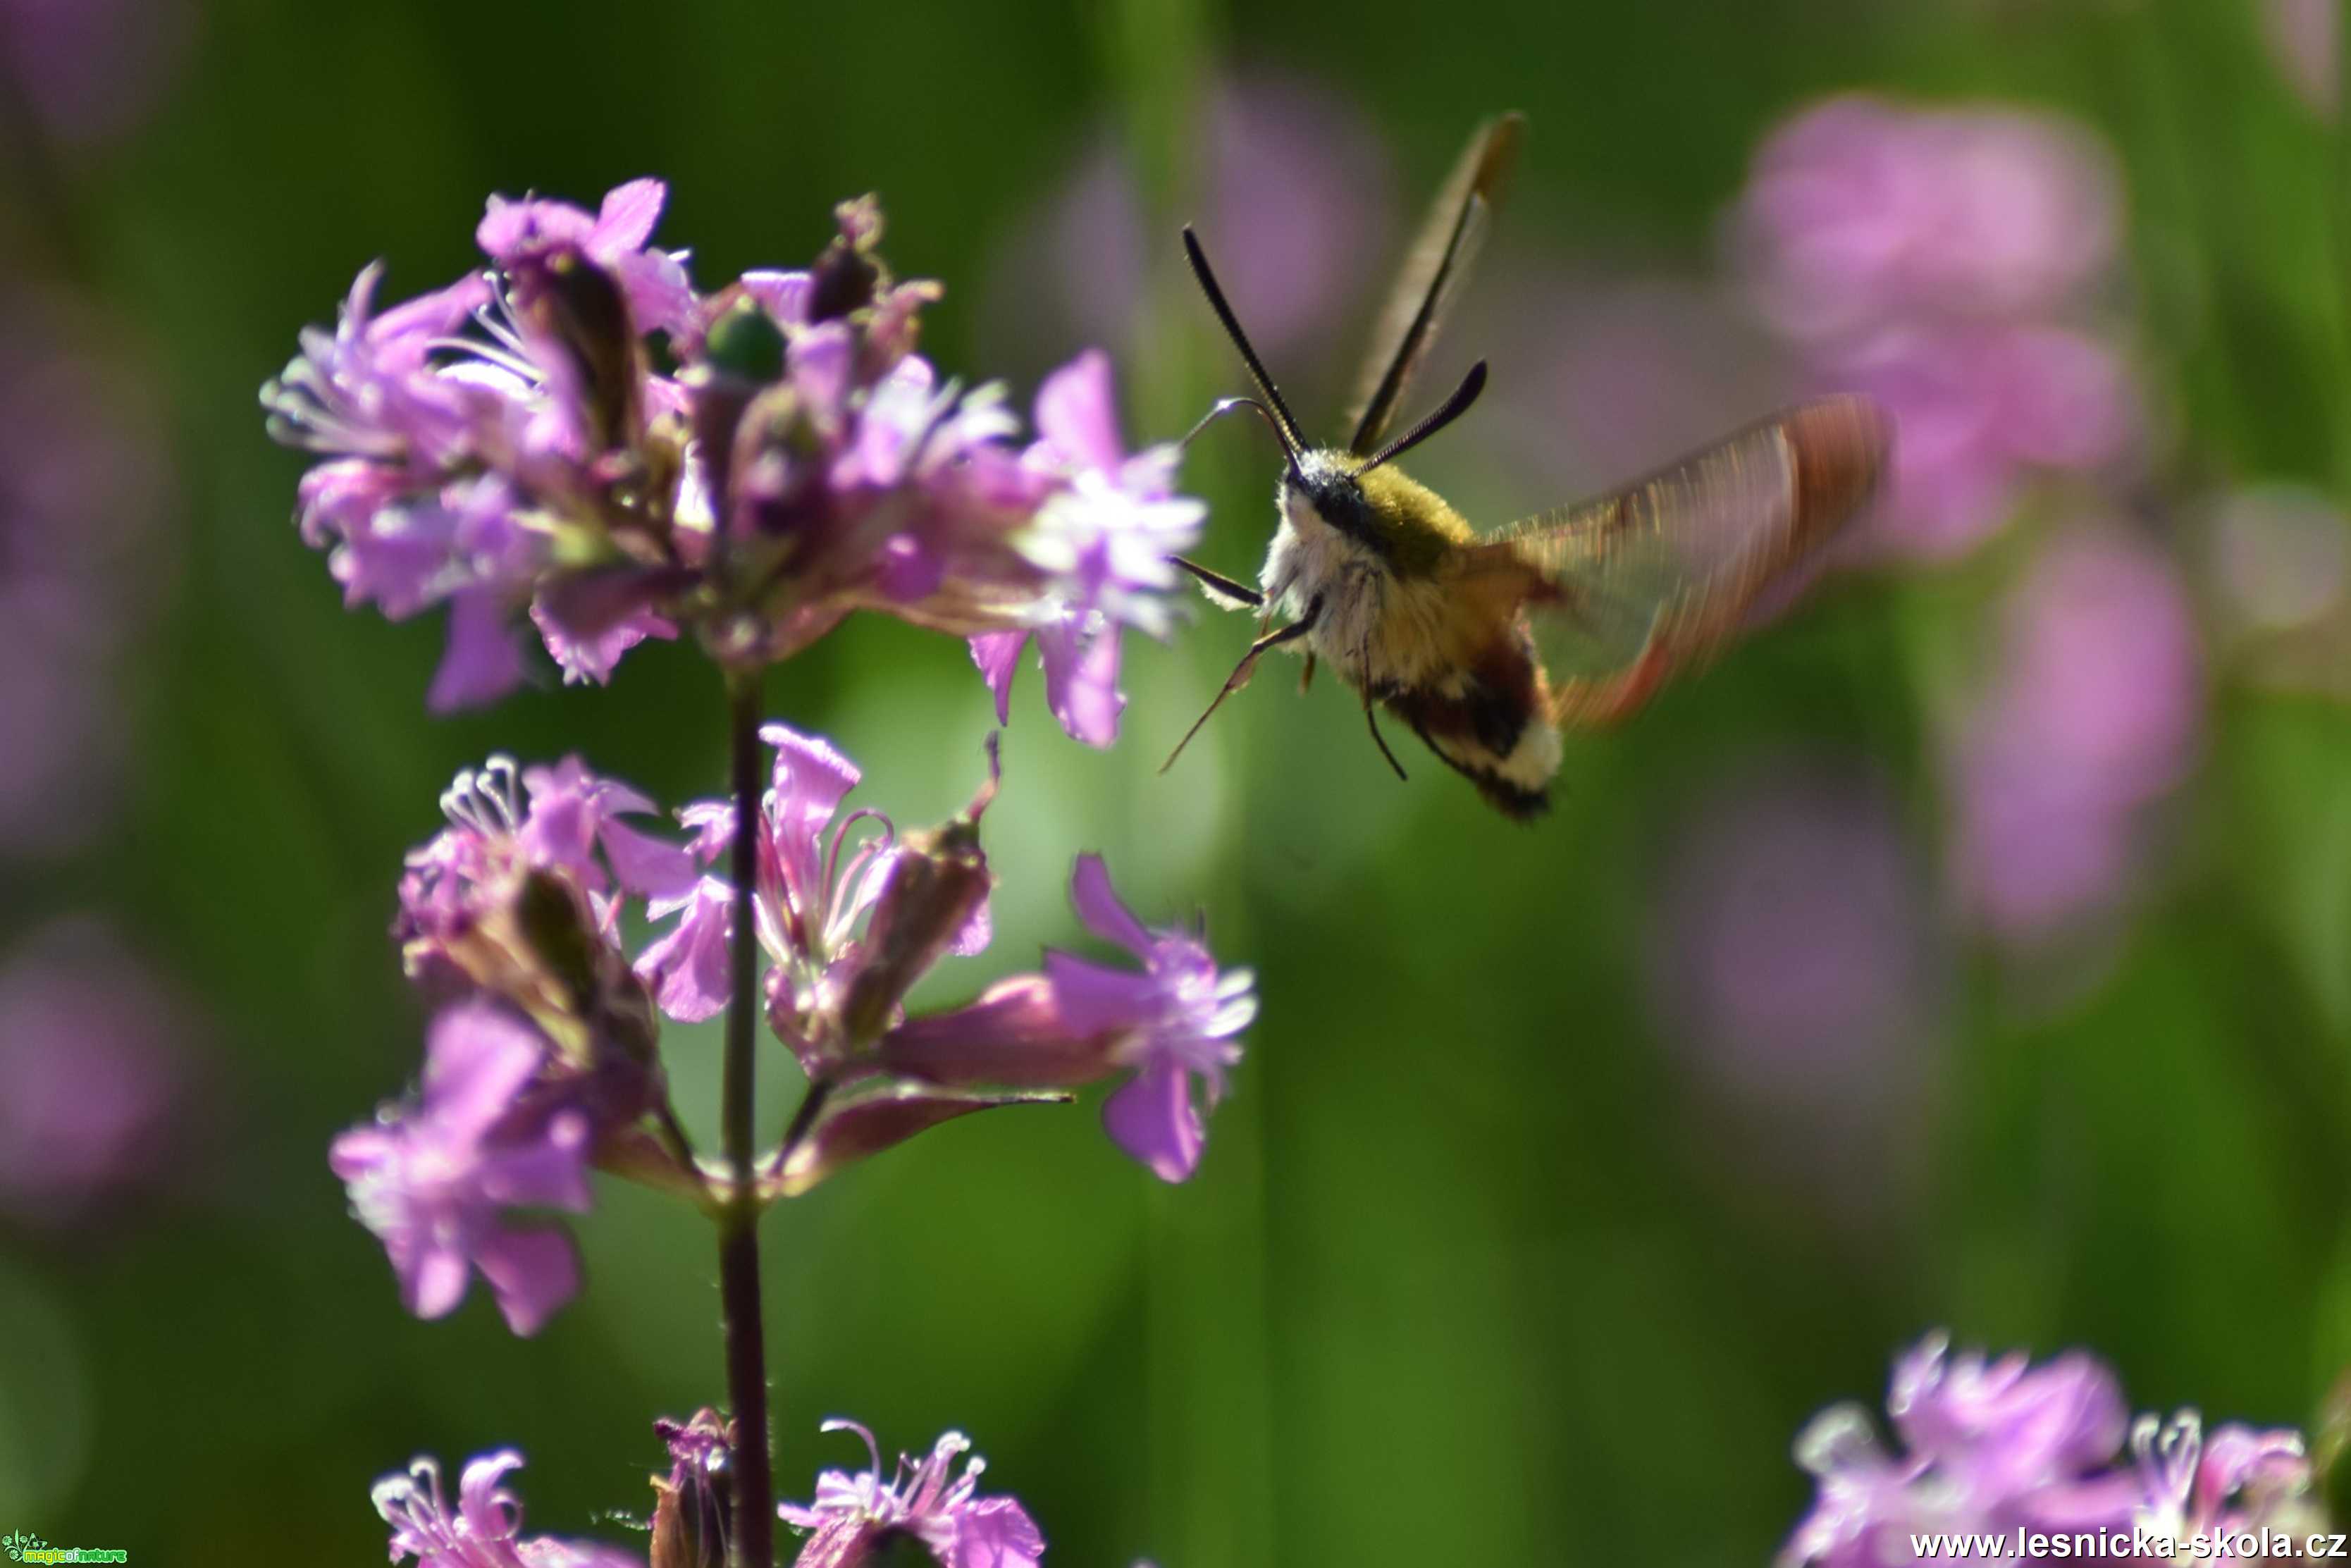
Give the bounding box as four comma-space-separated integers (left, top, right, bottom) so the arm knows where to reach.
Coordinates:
1455, 395, 1893, 727
1343, 111, 1526, 456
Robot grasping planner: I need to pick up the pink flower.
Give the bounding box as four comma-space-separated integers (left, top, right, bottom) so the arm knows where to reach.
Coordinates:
969, 350, 1205, 748
374, 1449, 646, 1568
779, 1423, 1044, 1568
330, 1004, 592, 1336
883, 854, 1257, 1183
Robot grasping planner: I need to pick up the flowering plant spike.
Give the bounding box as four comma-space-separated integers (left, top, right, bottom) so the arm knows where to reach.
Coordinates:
270, 179, 1255, 1564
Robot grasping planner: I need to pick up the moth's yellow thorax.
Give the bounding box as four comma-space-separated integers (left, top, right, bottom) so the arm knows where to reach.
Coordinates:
1355, 463, 1474, 575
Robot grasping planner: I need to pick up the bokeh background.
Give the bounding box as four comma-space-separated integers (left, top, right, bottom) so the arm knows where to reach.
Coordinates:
4, 0, 2350, 1561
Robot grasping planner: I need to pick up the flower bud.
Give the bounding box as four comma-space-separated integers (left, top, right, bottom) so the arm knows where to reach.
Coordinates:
514, 868, 605, 1014
510, 249, 643, 452
650, 1409, 732, 1568
841, 738, 999, 1043
702, 295, 787, 385
806, 202, 884, 323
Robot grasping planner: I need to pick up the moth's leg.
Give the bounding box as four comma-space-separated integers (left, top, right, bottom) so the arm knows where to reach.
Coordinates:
1171, 555, 1264, 610
1298, 651, 1316, 695
1362, 703, 1408, 782
1357, 619, 1408, 782
1160, 599, 1321, 774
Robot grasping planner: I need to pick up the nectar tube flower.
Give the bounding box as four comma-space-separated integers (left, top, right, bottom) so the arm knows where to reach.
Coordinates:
331, 1002, 593, 1336
375, 1448, 646, 1568
779, 1421, 1044, 1568
882, 853, 1257, 1183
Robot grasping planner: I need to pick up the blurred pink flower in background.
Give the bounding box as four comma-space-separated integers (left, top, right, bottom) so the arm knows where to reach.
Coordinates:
1732, 97, 2138, 561
0, 917, 192, 1228
2262, 0, 2338, 118
0, 0, 193, 145
1644, 761, 1946, 1212
983, 70, 1395, 378
0, 289, 173, 857
1950, 529, 2202, 946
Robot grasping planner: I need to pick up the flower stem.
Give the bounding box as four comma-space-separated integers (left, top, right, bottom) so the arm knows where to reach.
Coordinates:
719, 667, 777, 1568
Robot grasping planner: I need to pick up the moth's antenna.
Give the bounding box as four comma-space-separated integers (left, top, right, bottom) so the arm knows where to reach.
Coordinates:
1356, 361, 1487, 474
1181, 227, 1305, 458
1180, 396, 1302, 479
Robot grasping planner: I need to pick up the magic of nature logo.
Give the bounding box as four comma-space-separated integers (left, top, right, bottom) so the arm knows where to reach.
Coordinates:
1, 1533, 127, 1564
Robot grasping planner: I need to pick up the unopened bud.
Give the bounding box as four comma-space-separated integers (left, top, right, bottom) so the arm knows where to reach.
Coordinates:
701, 296, 786, 385
841, 736, 1000, 1043
512, 249, 642, 452
806, 196, 887, 322
514, 869, 603, 1013
650, 1409, 732, 1568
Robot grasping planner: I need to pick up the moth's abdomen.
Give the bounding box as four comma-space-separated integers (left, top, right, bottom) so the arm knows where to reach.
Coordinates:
1383, 629, 1562, 820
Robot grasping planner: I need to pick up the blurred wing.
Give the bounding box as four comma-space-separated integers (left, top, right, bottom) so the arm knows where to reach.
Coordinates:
1344, 111, 1526, 456
1459, 395, 1892, 727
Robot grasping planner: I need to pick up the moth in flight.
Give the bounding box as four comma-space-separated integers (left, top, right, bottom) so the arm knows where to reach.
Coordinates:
1168, 111, 1892, 819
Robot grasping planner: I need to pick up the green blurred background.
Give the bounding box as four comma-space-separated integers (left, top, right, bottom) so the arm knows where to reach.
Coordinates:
5, 0, 2351, 1562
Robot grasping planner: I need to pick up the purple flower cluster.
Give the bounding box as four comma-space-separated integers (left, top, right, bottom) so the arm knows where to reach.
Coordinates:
1949, 530, 2202, 947
335, 735, 1257, 1334
1733, 97, 2139, 560
262, 183, 1202, 741
335, 753, 700, 1335
1784, 1333, 2310, 1567
376, 1418, 1047, 1568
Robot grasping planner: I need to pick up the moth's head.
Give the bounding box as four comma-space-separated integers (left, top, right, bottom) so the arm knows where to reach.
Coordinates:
1283, 448, 1382, 546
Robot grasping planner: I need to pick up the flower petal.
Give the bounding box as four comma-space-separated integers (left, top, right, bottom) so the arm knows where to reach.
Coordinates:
428, 591, 528, 713
421, 1003, 548, 1143
968, 630, 1029, 724
591, 178, 668, 253
1102, 1054, 1204, 1183
1034, 348, 1125, 474
598, 818, 698, 900
879, 975, 1110, 1087
472, 1224, 583, 1337
1068, 852, 1152, 956
1039, 621, 1124, 748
